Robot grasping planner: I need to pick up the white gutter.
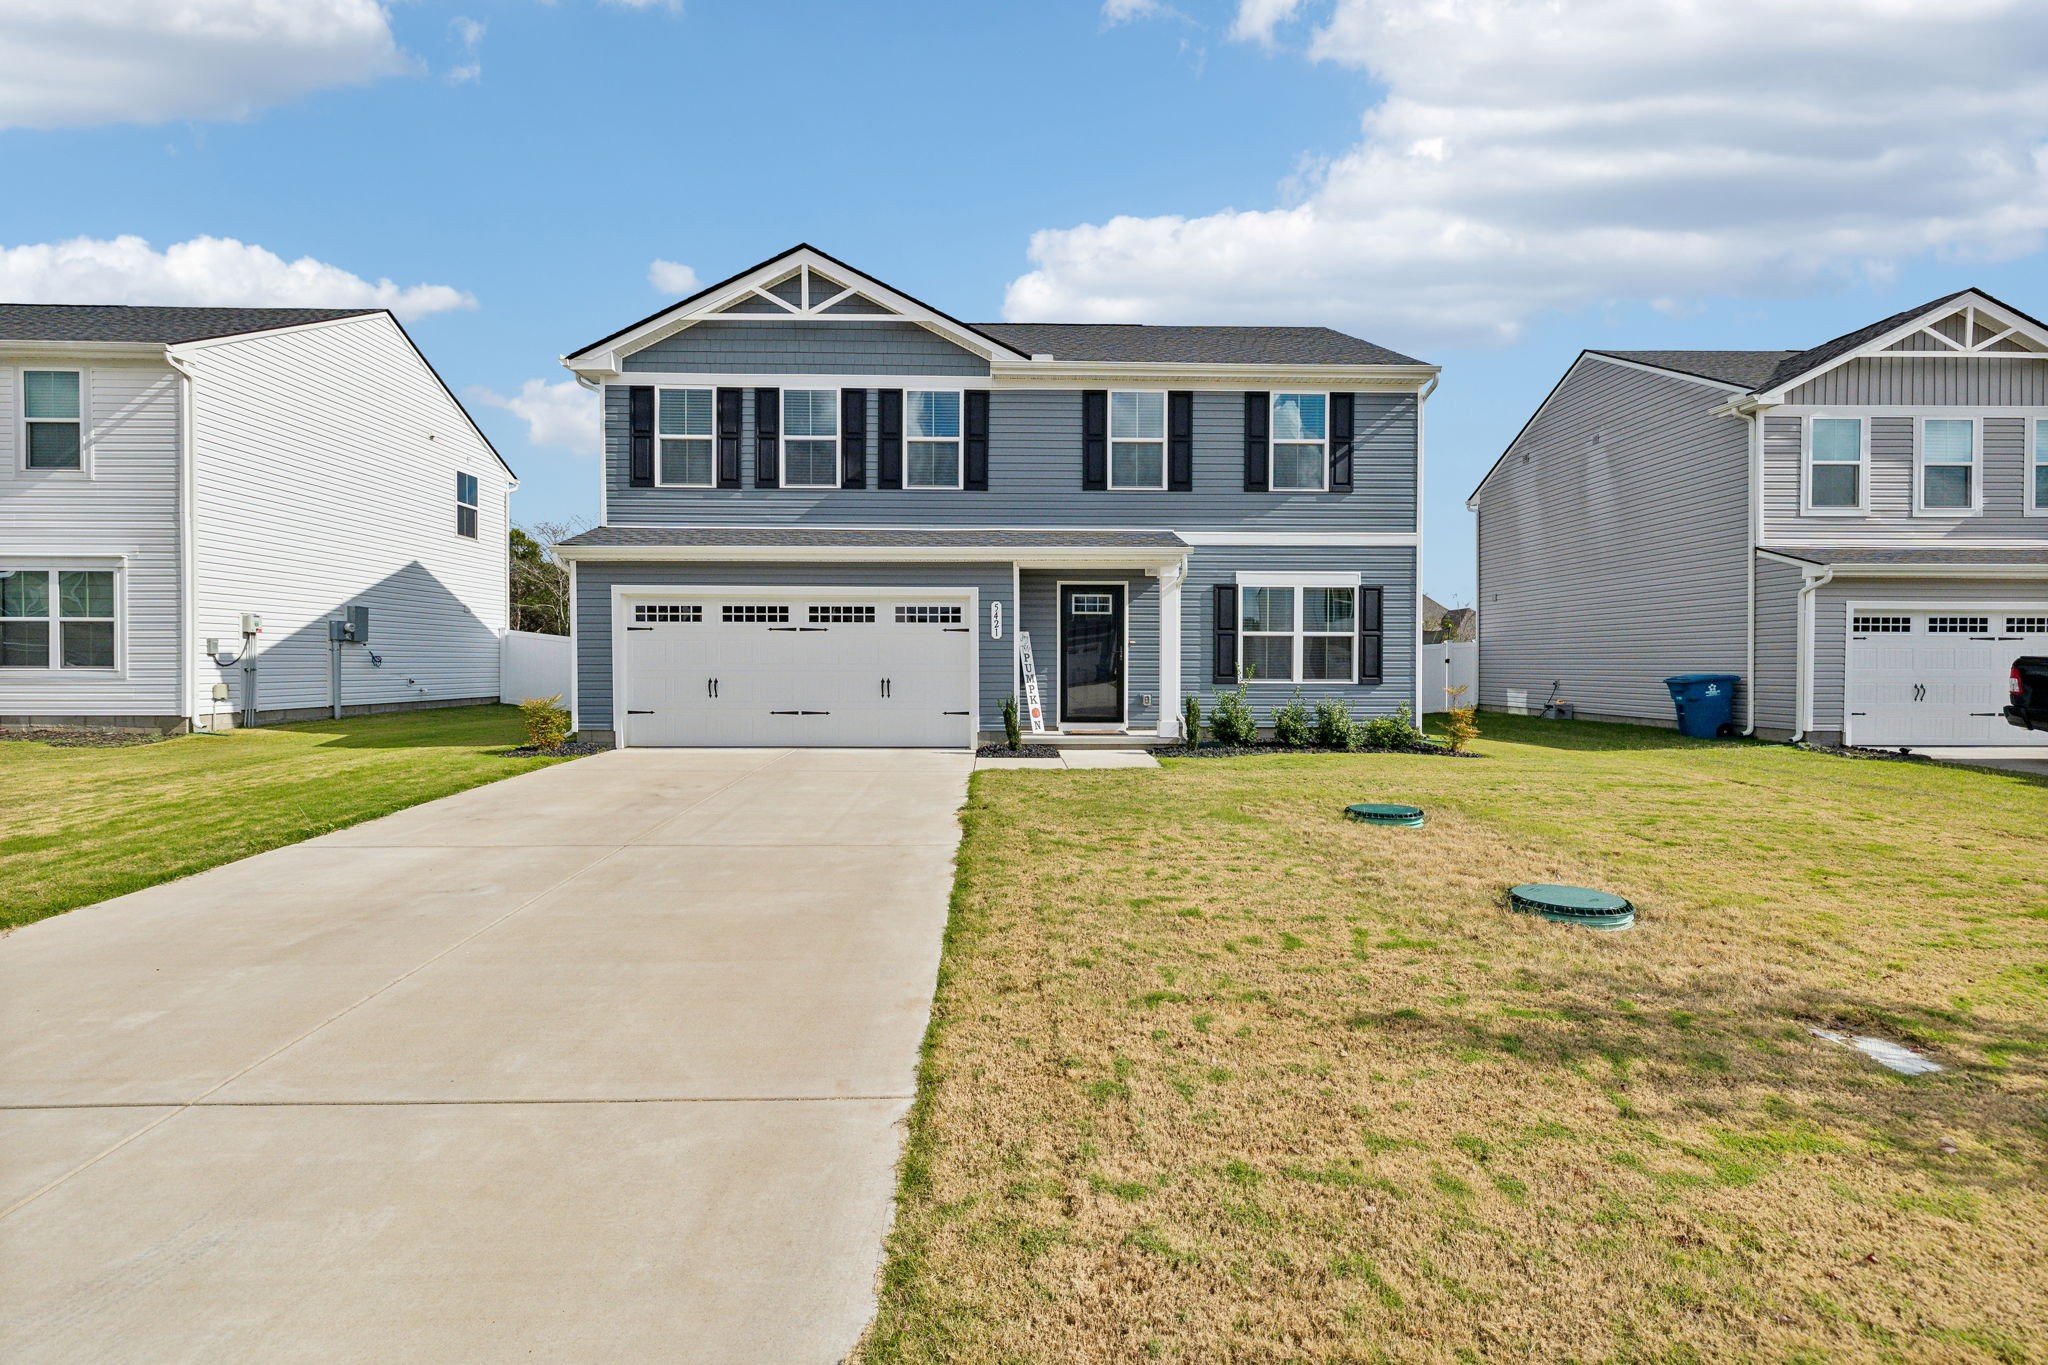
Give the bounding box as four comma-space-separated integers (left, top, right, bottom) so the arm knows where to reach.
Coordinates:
165, 349, 199, 729
553, 544, 1190, 570
1414, 373, 1438, 719
1791, 564, 1835, 743
1739, 406, 1761, 735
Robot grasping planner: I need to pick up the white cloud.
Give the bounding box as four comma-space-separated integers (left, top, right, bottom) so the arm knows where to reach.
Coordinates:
1230, 0, 1301, 44
1008, 0, 2048, 349
0, 235, 476, 320
0, 0, 410, 130
648, 259, 701, 294
1102, 0, 1170, 22
470, 379, 601, 456
446, 17, 484, 86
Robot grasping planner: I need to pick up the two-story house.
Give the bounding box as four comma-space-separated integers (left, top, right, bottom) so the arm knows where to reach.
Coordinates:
2, 305, 515, 732
1469, 289, 2048, 748
555, 245, 1434, 748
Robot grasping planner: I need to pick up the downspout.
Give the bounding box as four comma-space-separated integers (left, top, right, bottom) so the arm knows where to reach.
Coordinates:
166, 351, 199, 731
1413, 373, 1439, 721
1790, 565, 1834, 744
1740, 404, 1760, 735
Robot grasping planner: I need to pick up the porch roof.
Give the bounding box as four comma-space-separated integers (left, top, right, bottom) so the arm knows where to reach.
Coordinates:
556, 525, 1190, 565
1762, 545, 2048, 570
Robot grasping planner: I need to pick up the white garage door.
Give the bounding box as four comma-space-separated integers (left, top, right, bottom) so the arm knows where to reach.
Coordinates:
1845, 605, 2048, 748
619, 592, 976, 748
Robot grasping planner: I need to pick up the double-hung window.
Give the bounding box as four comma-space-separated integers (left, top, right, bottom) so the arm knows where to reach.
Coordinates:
1806, 416, 1864, 511
2030, 417, 2048, 515
906, 390, 961, 489
23, 370, 83, 470
1, 568, 116, 669
1917, 417, 1978, 513
1108, 391, 1166, 489
782, 389, 840, 488
657, 387, 715, 487
455, 472, 479, 538
1241, 584, 1355, 683
1270, 393, 1327, 491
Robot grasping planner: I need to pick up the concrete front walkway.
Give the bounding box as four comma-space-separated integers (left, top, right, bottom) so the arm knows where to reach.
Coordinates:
0, 747, 971, 1363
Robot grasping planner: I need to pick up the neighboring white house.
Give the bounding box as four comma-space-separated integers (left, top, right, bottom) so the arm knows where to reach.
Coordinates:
2, 305, 515, 731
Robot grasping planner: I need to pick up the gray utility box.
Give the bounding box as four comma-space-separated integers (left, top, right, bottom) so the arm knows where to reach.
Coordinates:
332, 605, 371, 643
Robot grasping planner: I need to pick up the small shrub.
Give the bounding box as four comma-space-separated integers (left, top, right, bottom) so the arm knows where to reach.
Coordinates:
1313, 698, 1360, 751
518, 694, 571, 750
1361, 704, 1424, 752
1001, 693, 1022, 751
1209, 684, 1259, 746
1273, 691, 1314, 748
1182, 693, 1202, 746
1440, 685, 1480, 753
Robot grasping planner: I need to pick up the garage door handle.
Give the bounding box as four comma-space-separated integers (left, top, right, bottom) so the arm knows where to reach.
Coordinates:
943, 626, 969, 633
944, 710, 969, 716
627, 709, 653, 715
706, 678, 719, 698
770, 710, 832, 716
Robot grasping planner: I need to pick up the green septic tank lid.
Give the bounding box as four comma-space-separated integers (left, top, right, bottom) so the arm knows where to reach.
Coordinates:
1509, 883, 1635, 930
1346, 803, 1425, 827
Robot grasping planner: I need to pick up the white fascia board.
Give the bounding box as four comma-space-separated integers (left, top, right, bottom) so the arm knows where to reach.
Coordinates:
1816, 562, 2048, 581
582, 370, 996, 390
989, 360, 1438, 391
1178, 531, 1418, 546
0, 341, 166, 361
556, 543, 1188, 569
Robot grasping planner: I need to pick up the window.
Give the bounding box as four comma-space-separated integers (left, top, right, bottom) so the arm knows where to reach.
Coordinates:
657, 387, 715, 487
634, 603, 701, 623
2031, 418, 2047, 515
2008, 616, 2048, 634
23, 370, 83, 470
722, 604, 790, 624
455, 471, 479, 538
783, 389, 840, 488
896, 605, 962, 625
1241, 584, 1354, 683
1918, 417, 1978, 512
808, 605, 874, 624
1069, 592, 1114, 615
1, 568, 115, 669
905, 391, 962, 488
1852, 614, 1911, 635
1270, 393, 1327, 491
1807, 416, 1864, 510
1926, 615, 1989, 635
1108, 391, 1166, 489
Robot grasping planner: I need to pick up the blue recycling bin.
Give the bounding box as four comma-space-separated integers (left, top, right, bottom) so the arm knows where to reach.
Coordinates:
1664, 674, 1739, 739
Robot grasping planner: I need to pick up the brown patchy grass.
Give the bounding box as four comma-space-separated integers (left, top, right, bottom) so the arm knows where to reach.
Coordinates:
860, 717, 2048, 1364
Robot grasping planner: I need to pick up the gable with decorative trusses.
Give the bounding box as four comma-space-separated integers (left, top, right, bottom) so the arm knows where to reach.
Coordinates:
1765, 290, 2048, 407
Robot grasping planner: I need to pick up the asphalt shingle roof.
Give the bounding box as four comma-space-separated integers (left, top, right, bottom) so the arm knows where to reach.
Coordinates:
0, 304, 380, 345
1766, 545, 2048, 567
973, 323, 1423, 367
558, 526, 1189, 551
1593, 349, 1799, 390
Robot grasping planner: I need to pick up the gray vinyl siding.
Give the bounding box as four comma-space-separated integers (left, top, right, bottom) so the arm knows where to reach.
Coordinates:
621, 320, 989, 376
1762, 414, 2045, 543
572, 560, 1012, 733
1784, 358, 2048, 406
604, 387, 1420, 535
1180, 544, 1417, 723
1473, 357, 1750, 724
1751, 553, 1803, 737
1018, 570, 1160, 730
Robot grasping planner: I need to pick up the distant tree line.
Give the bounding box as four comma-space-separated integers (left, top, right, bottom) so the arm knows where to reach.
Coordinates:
509, 521, 580, 635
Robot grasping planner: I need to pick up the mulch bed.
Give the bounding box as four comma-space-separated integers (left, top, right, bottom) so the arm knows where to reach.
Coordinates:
975, 744, 1064, 758
500, 740, 610, 759
1157, 741, 1479, 759
0, 727, 167, 748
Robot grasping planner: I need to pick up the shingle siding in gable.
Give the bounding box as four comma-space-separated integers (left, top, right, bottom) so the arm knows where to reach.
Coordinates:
1783, 356, 2048, 406
621, 320, 990, 376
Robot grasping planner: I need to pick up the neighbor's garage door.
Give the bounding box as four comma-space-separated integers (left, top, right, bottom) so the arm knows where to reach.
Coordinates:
1845, 606, 2048, 747
620, 593, 975, 747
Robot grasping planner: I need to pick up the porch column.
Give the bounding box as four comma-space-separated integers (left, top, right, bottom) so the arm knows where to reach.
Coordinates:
1157, 561, 1184, 739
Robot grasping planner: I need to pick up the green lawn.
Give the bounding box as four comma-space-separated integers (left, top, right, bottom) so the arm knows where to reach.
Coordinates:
861, 716, 2048, 1364
0, 705, 574, 931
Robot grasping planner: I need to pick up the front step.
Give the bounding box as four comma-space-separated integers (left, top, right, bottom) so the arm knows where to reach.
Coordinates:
1033, 730, 1175, 749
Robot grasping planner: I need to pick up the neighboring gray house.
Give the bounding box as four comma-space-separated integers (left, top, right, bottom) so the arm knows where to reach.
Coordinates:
555, 244, 1435, 748
2, 306, 515, 731
1469, 289, 2047, 748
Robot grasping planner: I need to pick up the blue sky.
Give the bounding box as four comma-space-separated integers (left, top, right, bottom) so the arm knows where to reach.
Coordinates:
4, 0, 2045, 604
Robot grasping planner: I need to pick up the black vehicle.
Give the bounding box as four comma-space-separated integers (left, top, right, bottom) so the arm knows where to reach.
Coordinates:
2008, 656, 2048, 732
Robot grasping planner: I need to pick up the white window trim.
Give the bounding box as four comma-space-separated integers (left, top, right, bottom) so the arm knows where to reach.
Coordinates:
1913, 414, 1983, 517
778, 386, 843, 490
18, 367, 89, 476
2028, 416, 2048, 518
653, 385, 718, 489
1269, 391, 1330, 493
0, 562, 124, 675
1238, 581, 1358, 686
1801, 414, 1869, 516
1106, 389, 1167, 491
904, 388, 964, 490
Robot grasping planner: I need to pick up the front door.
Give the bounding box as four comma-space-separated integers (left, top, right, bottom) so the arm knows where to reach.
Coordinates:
1059, 584, 1125, 725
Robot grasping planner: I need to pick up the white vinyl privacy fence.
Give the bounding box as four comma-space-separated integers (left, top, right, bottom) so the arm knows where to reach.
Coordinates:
1421, 641, 1478, 714
500, 629, 573, 705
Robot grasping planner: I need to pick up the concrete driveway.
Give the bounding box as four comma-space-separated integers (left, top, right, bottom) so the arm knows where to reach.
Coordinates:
0, 747, 971, 1363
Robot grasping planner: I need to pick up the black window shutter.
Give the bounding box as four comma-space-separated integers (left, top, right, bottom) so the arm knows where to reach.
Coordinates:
628, 386, 654, 487
840, 389, 867, 489
1168, 391, 1194, 491
1081, 390, 1107, 490
1212, 583, 1238, 684
1330, 392, 1354, 492
1358, 585, 1383, 684
716, 388, 743, 488
877, 389, 903, 489
1243, 391, 1270, 492
754, 387, 780, 488
964, 390, 990, 491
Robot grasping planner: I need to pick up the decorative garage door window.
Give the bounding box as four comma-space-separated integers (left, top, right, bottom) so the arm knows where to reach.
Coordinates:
2008, 616, 2048, 634
1851, 614, 1911, 634
1068, 593, 1114, 615
1926, 615, 1989, 634
635, 603, 701, 623
722, 604, 791, 624
809, 605, 876, 624
896, 605, 963, 625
